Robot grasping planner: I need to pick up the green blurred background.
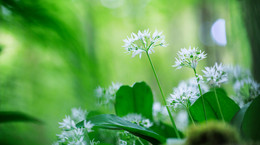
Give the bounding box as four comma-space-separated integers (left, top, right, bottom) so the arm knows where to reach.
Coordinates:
0, 0, 259, 144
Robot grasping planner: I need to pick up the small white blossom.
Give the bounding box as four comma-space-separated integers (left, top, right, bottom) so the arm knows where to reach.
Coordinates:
71, 108, 87, 123
152, 102, 168, 121
186, 77, 209, 94
234, 77, 260, 102
202, 63, 228, 87
84, 120, 94, 132
55, 108, 94, 145
173, 46, 207, 69
122, 113, 153, 128
95, 82, 122, 106
123, 29, 167, 58
175, 110, 188, 131
58, 116, 76, 130
168, 81, 200, 110
119, 139, 128, 145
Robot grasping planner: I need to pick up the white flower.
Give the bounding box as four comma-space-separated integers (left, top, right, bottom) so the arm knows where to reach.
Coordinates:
168, 81, 200, 110
95, 82, 122, 106
58, 116, 76, 130
123, 29, 167, 58
123, 113, 153, 128
95, 86, 104, 98
234, 77, 260, 101
71, 108, 87, 123
173, 46, 207, 69
175, 110, 188, 131
152, 102, 168, 121
84, 120, 94, 132
186, 77, 209, 94
55, 108, 94, 145
202, 63, 228, 87
118, 139, 127, 145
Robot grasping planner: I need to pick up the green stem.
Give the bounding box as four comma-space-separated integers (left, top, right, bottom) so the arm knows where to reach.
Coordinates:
214, 87, 224, 121
146, 52, 180, 138
187, 107, 196, 125
193, 69, 207, 121
137, 137, 144, 145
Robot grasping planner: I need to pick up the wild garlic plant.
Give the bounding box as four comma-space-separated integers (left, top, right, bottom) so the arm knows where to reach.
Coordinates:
202, 63, 228, 121
53, 108, 96, 145
173, 47, 208, 121
123, 29, 180, 138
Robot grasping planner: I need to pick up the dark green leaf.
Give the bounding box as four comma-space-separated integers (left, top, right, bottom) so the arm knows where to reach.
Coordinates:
76, 114, 166, 144
242, 96, 260, 141
190, 88, 240, 122
115, 82, 153, 120
231, 102, 251, 131
150, 121, 183, 139
0, 111, 42, 123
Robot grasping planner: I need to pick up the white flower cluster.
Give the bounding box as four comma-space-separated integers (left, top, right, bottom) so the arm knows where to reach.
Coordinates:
95, 82, 122, 106
173, 46, 207, 69
152, 102, 168, 121
54, 108, 95, 145
168, 81, 200, 110
118, 113, 153, 144
202, 63, 228, 87
234, 77, 260, 101
122, 113, 153, 128
123, 29, 167, 58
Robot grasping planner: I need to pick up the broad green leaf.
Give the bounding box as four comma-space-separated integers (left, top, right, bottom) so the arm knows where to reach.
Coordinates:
115, 82, 153, 120
231, 102, 251, 131
190, 88, 240, 122
242, 96, 260, 141
150, 121, 183, 139
0, 111, 42, 123
76, 114, 166, 144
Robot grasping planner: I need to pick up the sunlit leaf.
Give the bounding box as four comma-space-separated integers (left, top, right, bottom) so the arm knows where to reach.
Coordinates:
115, 82, 153, 120
76, 114, 166, 144
190, 88, 240, 122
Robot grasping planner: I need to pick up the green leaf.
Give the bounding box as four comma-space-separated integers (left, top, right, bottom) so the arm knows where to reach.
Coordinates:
231, 102, 251, 131
76, 114, 166, 144
241, 96, 260, 141
150, 121, 183, 139
0, 111, 42, 123
190, 88, 240, 122
115, 82, 153, 120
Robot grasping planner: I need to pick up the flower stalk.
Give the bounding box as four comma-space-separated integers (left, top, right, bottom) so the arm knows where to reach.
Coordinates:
214, 87, 224, 121
146, 51, 180, 138
193, 68, 207, 121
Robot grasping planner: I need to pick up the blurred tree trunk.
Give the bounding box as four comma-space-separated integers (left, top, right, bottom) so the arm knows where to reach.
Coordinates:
241, 0, 260, 82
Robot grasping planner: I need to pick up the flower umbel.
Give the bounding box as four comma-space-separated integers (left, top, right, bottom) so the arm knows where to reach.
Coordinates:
173, 46, 207, 69
95, 82, 122, 106
203, 63, 228, 87
123, 29, 167, 58
168, 81, 200, 110
55, 108, 94, 145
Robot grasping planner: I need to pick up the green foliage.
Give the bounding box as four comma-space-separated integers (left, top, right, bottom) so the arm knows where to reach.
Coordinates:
241, 96, 260, 141
190, 88, 240, 122
0, 111, 42, 123
150, 121, 183, 139
76, 114, 166, 144
115, 82, 153, 120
